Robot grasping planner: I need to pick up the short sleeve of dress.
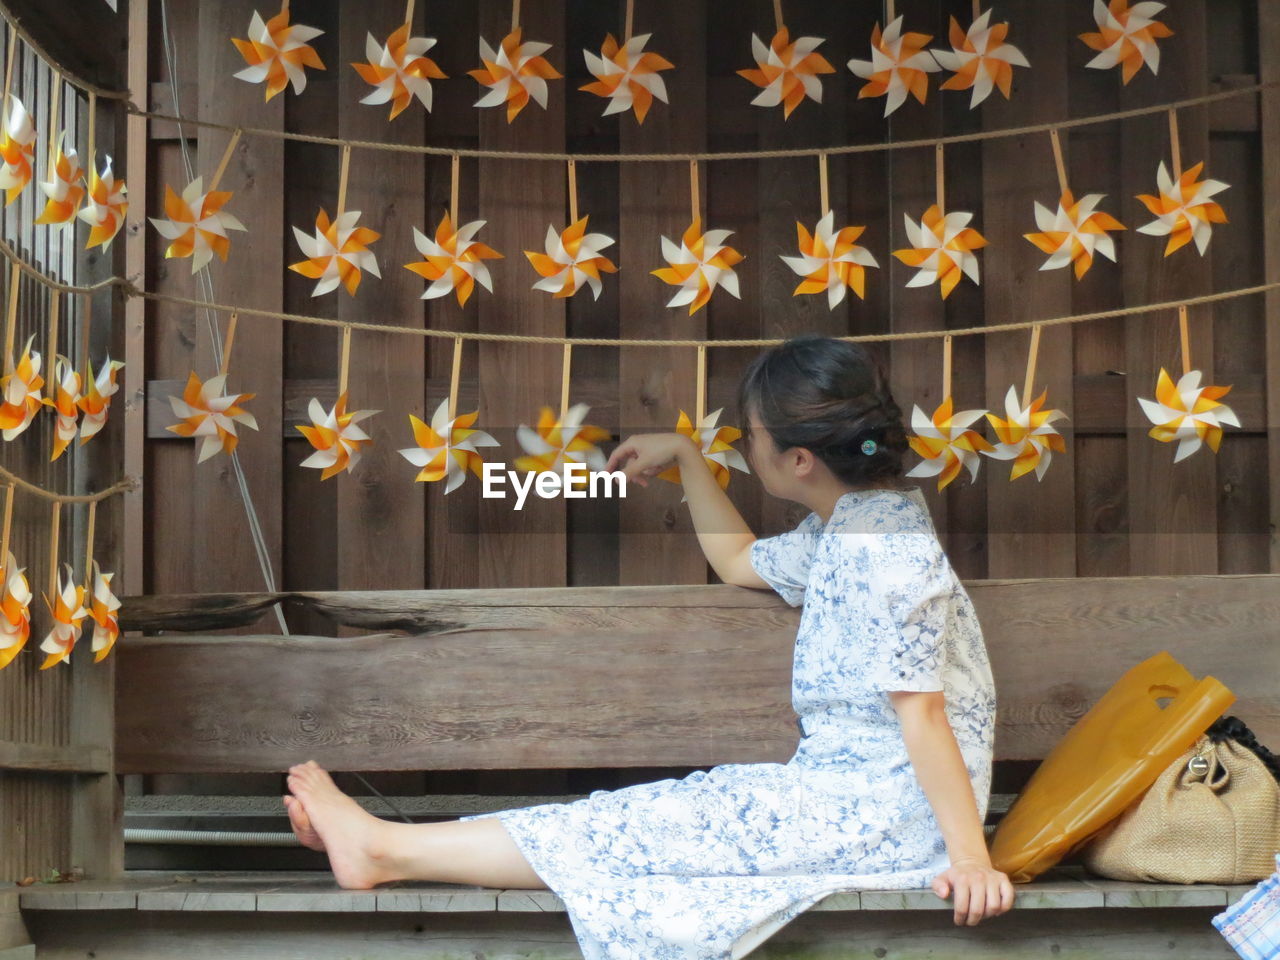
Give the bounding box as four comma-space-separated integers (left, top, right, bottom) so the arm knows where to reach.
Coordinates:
748, 511, 822, 608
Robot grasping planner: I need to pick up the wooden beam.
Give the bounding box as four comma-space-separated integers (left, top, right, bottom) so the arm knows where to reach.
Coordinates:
0, 742, 112, 775
3, 0, 122, 93
1262, 2, 1280, 573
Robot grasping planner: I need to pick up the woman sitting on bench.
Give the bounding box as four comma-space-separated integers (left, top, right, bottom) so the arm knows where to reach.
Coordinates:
282, 334, 1014, 959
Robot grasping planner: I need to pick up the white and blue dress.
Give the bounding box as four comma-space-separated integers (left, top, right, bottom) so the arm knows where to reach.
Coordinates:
461, 485, 997, 959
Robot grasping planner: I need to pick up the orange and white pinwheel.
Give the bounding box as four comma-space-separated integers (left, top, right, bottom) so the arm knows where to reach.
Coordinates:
231, 3, 325, 101
1080, 0, 1172, 84
1024, 191, 1125, 279
167, 371, 258, 463
905, 397, 995, 491
525, 217, 617, 300
652, 218, 744, 315
514, 403, 610, 491
0, 335, 44, 441
847, 16, 939, 117
737, 27, 835, 119
34, 132, 85, 226
1138, 368, 1239, 462
353, 24, 447, 119
405, 213, 503, 307
1136, 161, 1228, 257
398, 398, 500, 493
77, 154, 128, 250
149, 176, 247, 273
893, 205, 987, 299
932, 9, 1029, 108
0, 553, 31, 671
290, 208, 381, 297
0, 95, 35, 206
77, 357, 124, 443
42, 355, 81, 462
297, 392, 378, 480
87, 560, 121, 663
780, 211, 879, 308
39, 564, 88, 669
982, 385, 1068, 481
581, 32, 673, 124
656, 408, 750, 503
470, 28, 562, 122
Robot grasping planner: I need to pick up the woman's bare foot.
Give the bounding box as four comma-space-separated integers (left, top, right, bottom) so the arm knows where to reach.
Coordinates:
283, 795, 325, 851
286, 760, 399, 889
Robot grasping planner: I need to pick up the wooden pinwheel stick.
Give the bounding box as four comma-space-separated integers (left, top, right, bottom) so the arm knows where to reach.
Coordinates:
83, 499, 96, 591
567, 159, 579, 224
47, 290, 59, 373
450, 153, 460, 225
448, 335, 463, 422
689, 160, 700, 223
87, 90, 96, 170
4, 260, 20, 377
935, 143, 945, 210
80, 292, 91, 374
404, 0, 415, 26
336, 144, 352, 218
46, 72, 61, 180
972, 0, 981, 19
208, 128, 242, 194
48, 500, 60, 602
559, 344, 572, 421
338, 324, 352, 397
624, 0, 634, 42
1179, 305, 1191, 377
3, 28, 16, 110
886, 0, 895, 24
695, 344, 706, 430
1049, 128, 1069, 195
0, 483, 14, 574
818, 152, 829, 217
219, 311, 238, 378
1022, 323, 1042, 409
1168, 108, 1182, 179
773, 0, 784, 31
511, 0, 520, 32
942, 334, 952, 401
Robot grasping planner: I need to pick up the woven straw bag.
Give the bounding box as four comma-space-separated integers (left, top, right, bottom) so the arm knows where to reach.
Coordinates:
1080, 730, 1280, 884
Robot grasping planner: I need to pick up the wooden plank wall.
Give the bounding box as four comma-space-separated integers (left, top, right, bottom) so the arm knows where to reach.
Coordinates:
132, 0, 1274, 811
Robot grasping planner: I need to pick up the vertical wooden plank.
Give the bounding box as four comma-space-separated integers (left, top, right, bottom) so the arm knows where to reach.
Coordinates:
1261, 0, 1280, 573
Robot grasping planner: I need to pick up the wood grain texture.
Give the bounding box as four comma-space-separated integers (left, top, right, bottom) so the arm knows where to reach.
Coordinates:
1262, 0, 1280, 573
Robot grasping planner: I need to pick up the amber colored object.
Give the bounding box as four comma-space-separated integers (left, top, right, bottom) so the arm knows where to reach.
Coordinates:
989, 651, 1235, 883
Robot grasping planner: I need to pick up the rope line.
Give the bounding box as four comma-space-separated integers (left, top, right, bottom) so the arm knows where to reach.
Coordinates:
0, 4, 131, 101
0, 466, 138, 503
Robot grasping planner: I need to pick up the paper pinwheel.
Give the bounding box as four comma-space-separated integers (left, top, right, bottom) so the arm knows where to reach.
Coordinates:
42, 355, 81, 462
353, 24, 446, 119
470, 28, 562, 123
1024, 191, 1125, 279
1138, 368, 1239, 462
39, 563, 88, 669
0, 553, 31, 671
0, 95, 35, 206
514, 403, 610, 490
525, 217, 617, 300
1080, 0, 1172, 84
652, 219, 744, 315
290, 208, 381, 297
581, 32, 673, 124
167, 371, 259, 463
905, 397, 995, 491
932, 9, 1029, 108
982, 385, 1068, 481
893, 205, 987, 299
405, 213, 503, 306
0, 336, 44, 441
655, 408, 750, 502
780, 211, 879, 308
149, 177, 247, 273
737, 27, 835, 119
398, 398, 500, 493
297, 392, 378, 480
1136, 161, 1228, 257
847, 16, 939, 117
77, 155, 128, 250
231, 3, 325, 101
77, 357, 125, 443
87, 560, 121, 663
34, 132, 85, 226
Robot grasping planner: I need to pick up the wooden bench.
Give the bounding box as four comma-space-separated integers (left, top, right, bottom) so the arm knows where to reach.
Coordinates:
15, 576, 1280, 959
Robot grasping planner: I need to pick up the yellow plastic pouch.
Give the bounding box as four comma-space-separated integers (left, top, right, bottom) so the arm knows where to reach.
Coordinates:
989, 651, 1235, 883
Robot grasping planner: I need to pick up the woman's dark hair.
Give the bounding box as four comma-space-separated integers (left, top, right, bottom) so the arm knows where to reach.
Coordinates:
736, 335, 908, 486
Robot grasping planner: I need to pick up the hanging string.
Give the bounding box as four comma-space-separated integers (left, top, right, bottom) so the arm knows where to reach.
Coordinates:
1168, 108, 1182, 178
449, 153, 459, 224
338, 323, 352, 397
624, 0, 634, 41
1049, 128, 1069, 195
695, 344, 706, 429
218, 311, 238, 378
207, 128, 242, 193
567, 159, 578, 224
83, 499, 95, 590
3, 259, 18, 375
0, 483, 12, 567
45, 71, 61, 180
511, 0, 521, 32
447, 335, 463, 421
336, 143, 352, 217
773, 0, 784, 32
1178, 305, 1191, 376
942, 334, 952, 400
689, 159, 699, 223
1022, 324, 1042, 409
559, 343, 571, 419
818, 152, 829, 216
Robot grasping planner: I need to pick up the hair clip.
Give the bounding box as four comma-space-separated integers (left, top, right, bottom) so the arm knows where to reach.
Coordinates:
861, 439, 878, 456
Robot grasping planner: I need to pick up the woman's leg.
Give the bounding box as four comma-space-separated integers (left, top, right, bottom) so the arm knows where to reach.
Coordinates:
285, 760, 548, 890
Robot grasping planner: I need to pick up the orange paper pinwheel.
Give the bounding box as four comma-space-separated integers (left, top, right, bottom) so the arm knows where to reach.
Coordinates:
290, 208, 381, 297
406, 213, 503, 307
656, 408, 750, 502
87, 560, 121, 663
353, 24, 447, 119
905, 397, 995, 491
933, 9, 1029, 107
780, 211, 879, 307
737, 27, 835, 119
526, 217, 617, 300
847, 16, 939, 117
1080, 0, 1172, 84
0, 335, 44, 441
1024, 190, 1125, 279
42, 355, 81, 462
77, 357, 125, 444
167, 371, 259, 463
514, 403, 610, 490
398, 398, 500, 493
1138, 368, 1239, 462
77, 155, 128, 250
983, 385, 1068, 481
652, 218, 744, 315
1136, 161, 1228, 257
39, 564, 87, 670
231, 3, 325, 101
0, 95, 35, 206
149, 177, 247, 273
297, 392, 378, 480
34, 132, 85, 226
470, 28, 562, 122
581, 32, 673, 124
893, 205, 987, 299
0, 553, 31, 671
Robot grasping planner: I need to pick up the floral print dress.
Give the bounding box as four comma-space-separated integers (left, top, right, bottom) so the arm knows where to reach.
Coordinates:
459, 485, 997, 959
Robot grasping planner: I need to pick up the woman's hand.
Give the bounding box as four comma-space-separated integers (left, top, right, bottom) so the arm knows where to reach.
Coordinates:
931, 857, 1015, 926
604, 433, 696, 488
